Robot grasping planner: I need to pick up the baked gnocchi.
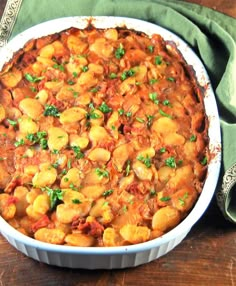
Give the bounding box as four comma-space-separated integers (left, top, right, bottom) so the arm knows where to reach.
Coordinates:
0, 26, 209, 246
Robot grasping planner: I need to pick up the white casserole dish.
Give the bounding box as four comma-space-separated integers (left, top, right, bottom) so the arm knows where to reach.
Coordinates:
0, 16, 221, 269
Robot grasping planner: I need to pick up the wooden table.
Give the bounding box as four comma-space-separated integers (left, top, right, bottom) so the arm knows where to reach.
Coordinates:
0, 1, 235, 285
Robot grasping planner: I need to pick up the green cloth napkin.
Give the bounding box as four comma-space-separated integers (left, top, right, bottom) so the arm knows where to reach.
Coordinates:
4, 0, 236, 221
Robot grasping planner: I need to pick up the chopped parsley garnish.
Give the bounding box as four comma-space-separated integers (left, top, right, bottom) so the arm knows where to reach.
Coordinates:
165, 156, 176, 168
120, 69, 135, 81
53, 63, 65, 72
118, 109, 125, 115
146, 115, 155, 128
125, 160, 131, 176
67, 87, 79, 98
178, 192, 189, 206
72, 199, 81, 204
81, 66, 89, 72
98, 102, 113, 113
7, 119, 18, 127
102, 189, 114, 197
42, 187, 64, 209
69, 183, 79, 191
149, 78, 158, 85
126, 111, 132, 118
155, 55, 162, 65
167, 77, 176, 82
67, 158, 72, 169
67, 80, 75, 85
89, 112, 101, 119
71, 146, 84, 159
200, 156, 207, 166
30, 86, 37, 92
137, 155, 152, 168
109, 72, 117, 79
24, 73, 44, 83
190, 135, 197, 142
150, 189, 157, 196
43, 105, 60, 117
159, 109, 172, 119
52, 149, 59, 154
14, 138, 25, 147
90, 87, 100, 93
149, 92, 159, 104
160, 196, 171, 202
40, 138, 48, 149
115, 43, 125, 59
136, 117, 145, 123
148, 45, 154, 53
52, 161, 59, 169
72, 71, 78, 78
95, 168, 109, 179
159, 147, 166, 154
162, 99, 171, 106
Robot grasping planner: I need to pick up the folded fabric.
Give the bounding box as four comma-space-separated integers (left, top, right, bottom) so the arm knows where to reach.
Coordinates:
2, 0, 236, 222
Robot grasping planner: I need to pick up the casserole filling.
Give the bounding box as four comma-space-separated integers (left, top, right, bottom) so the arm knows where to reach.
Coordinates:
0, 26, 208, 246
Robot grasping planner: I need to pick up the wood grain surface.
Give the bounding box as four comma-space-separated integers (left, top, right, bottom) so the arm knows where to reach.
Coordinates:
0, 1, 235, 286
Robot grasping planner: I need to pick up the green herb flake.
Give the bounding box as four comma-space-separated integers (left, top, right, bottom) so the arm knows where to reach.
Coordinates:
95, 168, 109, 179
148, 45, 154, 53
7, 119, 18, 127
14, 139, 25, 147
72, 71, 78, 78
53, 63, 65, 72
102, 189, 114, 197
90, 87, 100, 93
136, 117, 145, 123
118, 109, 125, 116
72, 198, 81, 204
109, 72, 117, 79
149, 78, 158, 85
43, 105, 60, 117
24, 73, 44, 83
190, 135, 197, 142
178, 192, 189, 206
162, 99, 171, 106
42, 187, 64, 209
30, 86, 37, 92
99, 102, 113, 113
149, 92, 159, 104
160, 196, 171, 202
89, 112, 101, 119
137, 155, 152, 168
61, 169, 67, 175
159, 147, 166, 154
67, 158, 72, 169
167, 77, 176, 82
146, 115, 155, 128
125, 160, 131, 176
200, 156, 207, 166
126, 111, 132, 118
115, 43, 125, 59
159, 109, 172, 119
52, 161, 59, 169
81, 66, 89, 72
120, 69, 135, 81
165, 156, 176, 168
150, 189, 157, 196
155, 55, 162, 65
40, 138, 48, 150
52, 149, 59, 154
71, 146, 84, 159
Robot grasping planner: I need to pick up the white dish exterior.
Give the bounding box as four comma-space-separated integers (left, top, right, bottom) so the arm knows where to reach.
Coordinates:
0, 16, 221, 269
